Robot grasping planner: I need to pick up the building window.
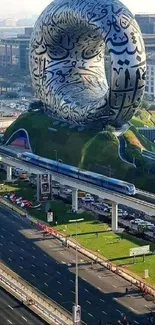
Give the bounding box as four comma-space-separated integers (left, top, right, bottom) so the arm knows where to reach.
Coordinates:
145, 86, 149, 92
151, 71, 154, 76
151, 87, 154, 93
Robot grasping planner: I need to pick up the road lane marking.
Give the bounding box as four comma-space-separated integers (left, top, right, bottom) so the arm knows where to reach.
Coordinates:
20, 257, 23, 260
100, 299, 105, 303
0, 243, 2, 246
84, 288, 89, 293
113, 285, 117, 288
21, 248, 24, 252
31, 274, 35, 278
20, 266, 23, 269
7, 320, 12, 324
32, 264, 35, 267
22, 240, 25, 244
60, 252, 64, 255
134, 321, 139, 324
102, 311, 107, 315
8, 258, 12, 261
72, 259, 76, 263
98, 276, 102, 279
44, 283, 48, 286
8, 305, 13, 310
22, 316, 27, 322
58, 292, 62, 296
88, 313, 93, 318
32, 255, 35, 259
32, 247, 36, 250
2, 228, 5, 231
10, 241, 14, 244
71, 290, 75, 294
57, 281, 61, 284
87, 300, 91, 304
44, 263, 48, 266
116, 309, 122, 314
44, 254, 47, 257
44, 272, 48, 276
57, 271, 61, 275
1, 235, 4, 238
70, 280, 74, 283
11, 234, 14, 237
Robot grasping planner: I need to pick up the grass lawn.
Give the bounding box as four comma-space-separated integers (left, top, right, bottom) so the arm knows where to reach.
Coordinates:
1, 179, 155, 286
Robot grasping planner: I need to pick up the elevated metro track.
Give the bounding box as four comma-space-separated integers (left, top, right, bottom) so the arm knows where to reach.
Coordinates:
0, 153, 155, 216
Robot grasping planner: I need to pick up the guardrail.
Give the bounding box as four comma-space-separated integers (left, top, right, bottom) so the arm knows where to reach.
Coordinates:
0, 262, 73, 325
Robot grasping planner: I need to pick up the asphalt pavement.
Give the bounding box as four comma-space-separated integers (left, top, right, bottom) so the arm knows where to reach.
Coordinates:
0, 287, 47, 325
0, 203, 155, 325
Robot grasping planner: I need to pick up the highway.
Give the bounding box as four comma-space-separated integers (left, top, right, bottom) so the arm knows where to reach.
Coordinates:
0, 287, 47, 325
0, 203, 155, 325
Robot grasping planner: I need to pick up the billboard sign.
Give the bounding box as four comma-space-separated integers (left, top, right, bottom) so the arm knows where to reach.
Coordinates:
72, 305, 81, 323
129, 245, 150, 257
37, 174, 52, 202
47, 211, 53, 222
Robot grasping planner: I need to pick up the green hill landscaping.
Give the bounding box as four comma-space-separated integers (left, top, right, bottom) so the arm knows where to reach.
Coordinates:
3, 110, 155, 192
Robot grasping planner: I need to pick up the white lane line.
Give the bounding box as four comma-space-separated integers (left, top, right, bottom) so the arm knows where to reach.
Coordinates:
22, 240, 25, 244
32, 247, 36, 250
8, 305, 13, 310
32, 264, 35, 268
1, 235, 4, 238
70, 279, 74, 283
7, 320, 12, 324
60, 252, 64, 255
87, 300, 91, 304
0, 243, 2, 246
84, 288, 89, 293
32, 255, 35, 259
57, 271, 61, 275
20, 256, 23, 260
44, 254, 47, 257
88, 313, 94, 318
21, 248, 24, 252
134, 321, 139, 324
22, 316, 27, 322
11, 234, 14, 237
9, 250, 13, 253
44, 263, 48, 266
58, 292, 62, 296
100, 299, 105, 303
44, 283, 48, 286
2, 228, 5, 231
8, 258, 12, 261
116, 309, 122, 314
10, 241, 14, 244
31, 274, 35, 278
20, 266, 23, 269
102, 311, 107, 315
44, 272, 48, 276
57, 281, 61, 285
98, 276, 102, 279
72, 259, 76, 263
71, 290, 75, 294
113, 285, 117, 288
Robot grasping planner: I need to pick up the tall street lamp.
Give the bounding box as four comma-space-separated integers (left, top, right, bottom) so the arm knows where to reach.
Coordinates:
69, 218, 84, 324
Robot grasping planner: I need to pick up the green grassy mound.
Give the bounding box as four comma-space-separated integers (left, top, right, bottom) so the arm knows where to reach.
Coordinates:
4, 111, 155, 192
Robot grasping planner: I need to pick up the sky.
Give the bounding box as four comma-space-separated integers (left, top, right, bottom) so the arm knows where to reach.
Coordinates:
0, 0, 155, 18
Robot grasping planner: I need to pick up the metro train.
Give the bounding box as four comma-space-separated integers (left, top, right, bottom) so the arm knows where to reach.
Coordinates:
0, 146, 136, 195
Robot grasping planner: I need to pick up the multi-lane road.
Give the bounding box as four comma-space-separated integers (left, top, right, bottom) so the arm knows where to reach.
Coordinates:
0, 203, 154, 325
0, 287, 47, 325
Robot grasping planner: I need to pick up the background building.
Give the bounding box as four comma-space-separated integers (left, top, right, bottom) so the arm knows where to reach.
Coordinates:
135, 14, 155, 34
145, 53, 155, 100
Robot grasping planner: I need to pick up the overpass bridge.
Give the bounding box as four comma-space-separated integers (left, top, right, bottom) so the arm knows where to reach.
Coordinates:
1, 151, 155, 233
137, 127, 155, 142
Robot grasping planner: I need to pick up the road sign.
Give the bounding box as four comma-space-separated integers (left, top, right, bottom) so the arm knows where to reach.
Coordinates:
129, 245, 150, 257
72, 305, 81, 323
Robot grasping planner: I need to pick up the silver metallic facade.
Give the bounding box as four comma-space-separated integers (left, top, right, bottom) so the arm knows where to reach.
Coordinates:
29, 0, 146, 127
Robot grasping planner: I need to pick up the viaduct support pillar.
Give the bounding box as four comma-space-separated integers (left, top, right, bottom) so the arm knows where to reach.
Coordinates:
6, 166, 12, 182
112, 202, 118, 232
72, 189, 78, 212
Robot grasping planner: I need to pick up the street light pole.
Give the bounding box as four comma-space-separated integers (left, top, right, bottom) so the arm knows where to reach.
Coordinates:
54, 149, 57, 161
69, 218, 84, 324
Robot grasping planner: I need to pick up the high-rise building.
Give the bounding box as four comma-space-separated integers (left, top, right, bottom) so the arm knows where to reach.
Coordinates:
145, 53, 155, 100
135, 14, 155, 34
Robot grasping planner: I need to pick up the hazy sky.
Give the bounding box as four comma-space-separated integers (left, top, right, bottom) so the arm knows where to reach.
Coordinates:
0, 0, 155, 18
